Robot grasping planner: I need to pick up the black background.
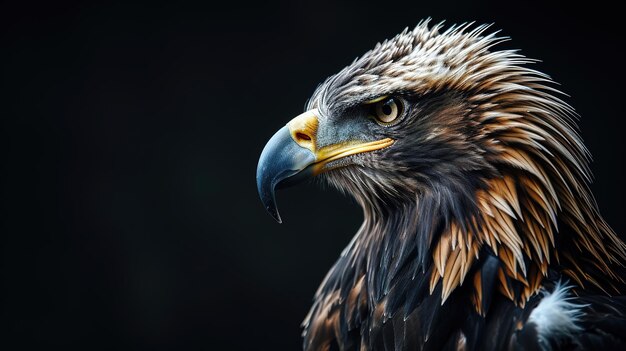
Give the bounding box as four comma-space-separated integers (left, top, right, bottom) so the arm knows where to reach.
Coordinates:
2, 0, 625, 349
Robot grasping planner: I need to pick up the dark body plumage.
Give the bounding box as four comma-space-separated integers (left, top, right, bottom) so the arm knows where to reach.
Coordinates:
258, 21, 626, 351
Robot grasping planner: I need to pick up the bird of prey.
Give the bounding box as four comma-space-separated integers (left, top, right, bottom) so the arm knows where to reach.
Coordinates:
256, 21, 626, 350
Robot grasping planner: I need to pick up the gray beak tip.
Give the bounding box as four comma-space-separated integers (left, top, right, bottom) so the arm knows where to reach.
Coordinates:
256, 126, 315, 223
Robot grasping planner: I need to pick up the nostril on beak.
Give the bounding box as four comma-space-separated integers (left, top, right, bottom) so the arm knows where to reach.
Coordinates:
295, 132, 312, 142
287, 108, 319, 151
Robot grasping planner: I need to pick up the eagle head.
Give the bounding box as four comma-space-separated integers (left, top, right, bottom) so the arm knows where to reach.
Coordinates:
258, 23, 503, 220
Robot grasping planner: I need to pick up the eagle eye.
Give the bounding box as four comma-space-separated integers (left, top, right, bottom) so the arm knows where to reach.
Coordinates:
371, 97, 403, 125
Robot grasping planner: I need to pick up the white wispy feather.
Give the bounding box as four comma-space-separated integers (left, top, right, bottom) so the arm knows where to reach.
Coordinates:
528, 282, 588, 350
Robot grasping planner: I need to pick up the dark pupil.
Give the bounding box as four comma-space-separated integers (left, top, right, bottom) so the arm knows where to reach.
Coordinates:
382, 101, 393, 115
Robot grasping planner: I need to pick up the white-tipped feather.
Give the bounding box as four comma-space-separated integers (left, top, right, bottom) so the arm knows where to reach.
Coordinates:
528, 282, 587, 350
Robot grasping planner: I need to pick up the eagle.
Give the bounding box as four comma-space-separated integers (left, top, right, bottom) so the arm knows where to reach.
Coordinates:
256, 21, 626, 350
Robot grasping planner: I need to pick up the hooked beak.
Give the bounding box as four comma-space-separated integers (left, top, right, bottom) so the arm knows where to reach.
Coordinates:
256, 109, 394, 223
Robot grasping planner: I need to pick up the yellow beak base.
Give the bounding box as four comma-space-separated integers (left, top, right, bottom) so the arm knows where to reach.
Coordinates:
286, 109, 394, 174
